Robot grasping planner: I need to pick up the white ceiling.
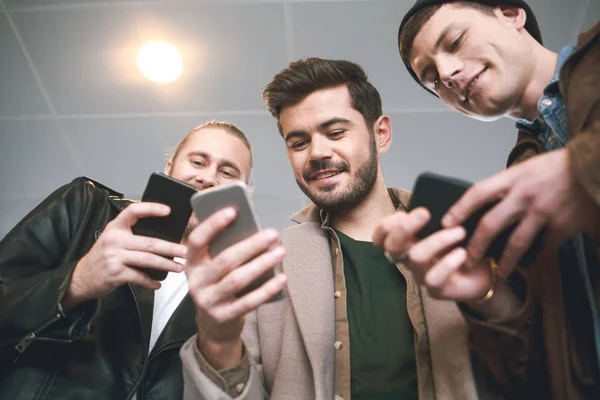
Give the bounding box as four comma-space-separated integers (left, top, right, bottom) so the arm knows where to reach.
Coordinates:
0, 0, 598, 238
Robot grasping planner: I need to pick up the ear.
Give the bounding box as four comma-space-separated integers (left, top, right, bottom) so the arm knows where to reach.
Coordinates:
373, 115, 392, 155
164, 159, 173, 175
496, 6, 527, 31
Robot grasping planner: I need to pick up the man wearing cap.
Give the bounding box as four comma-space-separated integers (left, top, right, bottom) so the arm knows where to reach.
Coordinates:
377, 1, 600, 398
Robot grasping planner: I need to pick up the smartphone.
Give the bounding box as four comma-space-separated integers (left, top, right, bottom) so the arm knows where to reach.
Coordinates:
190, 182, 285, 301
407, 172, 543, 267
132, 172, 197, 281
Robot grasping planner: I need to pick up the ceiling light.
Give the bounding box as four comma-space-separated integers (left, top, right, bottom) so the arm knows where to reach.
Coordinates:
136, 41, 182, 83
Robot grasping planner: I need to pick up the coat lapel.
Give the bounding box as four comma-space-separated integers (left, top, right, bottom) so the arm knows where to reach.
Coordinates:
281, 222, 335, 382
420, 291, 479, 400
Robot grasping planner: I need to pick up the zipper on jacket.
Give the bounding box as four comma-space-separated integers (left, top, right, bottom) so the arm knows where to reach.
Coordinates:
137, 341, 186, 398
125, 284, 149, 400
13, 311, 64, 358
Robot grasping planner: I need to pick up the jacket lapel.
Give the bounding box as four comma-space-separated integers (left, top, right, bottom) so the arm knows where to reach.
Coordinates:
281, 222, 335, 382
420, 291, 479, 400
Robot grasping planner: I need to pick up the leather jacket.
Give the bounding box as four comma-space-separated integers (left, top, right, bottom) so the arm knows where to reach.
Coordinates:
0, 177, 197, 400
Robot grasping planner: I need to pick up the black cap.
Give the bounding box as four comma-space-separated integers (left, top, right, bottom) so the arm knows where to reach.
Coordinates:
398, 0, 542, 96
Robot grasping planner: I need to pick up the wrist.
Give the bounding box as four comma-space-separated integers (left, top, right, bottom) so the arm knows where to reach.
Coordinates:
196, 333, 243, 370
465, 279, 522, 320
62, 259, 89, 311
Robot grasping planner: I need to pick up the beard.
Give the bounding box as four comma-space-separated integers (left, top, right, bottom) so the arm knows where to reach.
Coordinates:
296, 134, 378, 212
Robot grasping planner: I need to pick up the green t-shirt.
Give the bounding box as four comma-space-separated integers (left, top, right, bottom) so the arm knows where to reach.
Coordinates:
335, 229, 418, 400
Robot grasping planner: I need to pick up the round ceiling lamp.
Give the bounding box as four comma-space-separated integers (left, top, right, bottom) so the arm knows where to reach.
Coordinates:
136, 41, 182, 83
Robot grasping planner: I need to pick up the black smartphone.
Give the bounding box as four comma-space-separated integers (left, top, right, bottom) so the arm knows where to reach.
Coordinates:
407, 172, 543, 267
132, 172, 197, 280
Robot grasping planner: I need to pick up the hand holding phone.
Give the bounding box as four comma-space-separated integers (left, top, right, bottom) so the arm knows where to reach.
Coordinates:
132, 172, 197, 280
407, 172, 544, 267
190, 182, 285, 300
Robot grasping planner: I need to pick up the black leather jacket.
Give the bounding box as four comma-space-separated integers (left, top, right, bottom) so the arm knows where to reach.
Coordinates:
0, 177, 197, 400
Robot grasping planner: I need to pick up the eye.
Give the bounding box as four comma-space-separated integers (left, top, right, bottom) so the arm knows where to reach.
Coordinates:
290, 140, 308, 150
449, 33, 463, 52
220, 169, 237, 178
328, 130, 344, 139
191, 159, 206, 167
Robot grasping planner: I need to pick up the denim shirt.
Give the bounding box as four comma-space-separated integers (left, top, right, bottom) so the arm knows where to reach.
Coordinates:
516, 46, 600, 366
515, 46, 574, 149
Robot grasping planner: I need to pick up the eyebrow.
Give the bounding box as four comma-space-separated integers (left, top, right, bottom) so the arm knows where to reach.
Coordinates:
417, 24, 454, 83
284, 117, 351, 141
188, 151, 241, 175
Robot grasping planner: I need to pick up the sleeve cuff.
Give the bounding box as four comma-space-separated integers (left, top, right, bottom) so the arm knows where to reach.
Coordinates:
192, 337, 251, 398
460, 270, 534, 340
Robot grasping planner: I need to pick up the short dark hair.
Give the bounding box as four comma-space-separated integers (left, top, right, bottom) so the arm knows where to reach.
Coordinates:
171, 120, 253, 169
398, 1, 495, 66
263, 58, 383, 135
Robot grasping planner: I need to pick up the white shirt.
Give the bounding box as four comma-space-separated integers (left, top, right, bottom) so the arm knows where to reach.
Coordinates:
132, 257, 189, 400
148, 257, 189, 352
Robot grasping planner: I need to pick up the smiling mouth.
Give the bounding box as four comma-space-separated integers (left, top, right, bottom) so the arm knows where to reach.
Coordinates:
463, 68, 485, 103
311, 170, 342, 181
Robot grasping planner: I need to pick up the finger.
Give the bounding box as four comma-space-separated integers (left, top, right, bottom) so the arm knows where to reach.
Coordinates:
372, 210, 409, 246
211, 246, 286, 303
126, 235, 188, 259
122, 250, 185, 273
201, 230, 280, 285
186, 207, 238, 264
497, 213, 546, 276
113, 202, 171, 229
212, 274, 288, 323
408, 226, 466, 266
124, 268, 162, 290
377, 208, 430, 254
466, 193, 526, 263
423, 247, 468, 290
442, 173, 512, 228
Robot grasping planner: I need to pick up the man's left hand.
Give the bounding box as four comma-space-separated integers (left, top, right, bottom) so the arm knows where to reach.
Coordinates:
442, 148, 600, 276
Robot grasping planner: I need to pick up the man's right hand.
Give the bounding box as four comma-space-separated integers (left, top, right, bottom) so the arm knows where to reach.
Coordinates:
63, 202, 187, 310
185, 207, 287, 370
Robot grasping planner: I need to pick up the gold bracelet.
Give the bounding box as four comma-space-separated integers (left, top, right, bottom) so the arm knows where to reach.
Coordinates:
474, 259, 498, 304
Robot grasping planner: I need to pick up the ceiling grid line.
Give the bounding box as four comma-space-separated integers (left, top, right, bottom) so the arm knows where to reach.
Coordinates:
0, 0, 86, 175
7, 0, 390, 13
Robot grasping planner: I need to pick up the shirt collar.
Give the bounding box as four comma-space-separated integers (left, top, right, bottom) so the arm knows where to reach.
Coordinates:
515, 45, 575, 134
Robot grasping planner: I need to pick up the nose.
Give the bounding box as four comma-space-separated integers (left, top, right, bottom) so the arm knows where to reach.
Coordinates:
308, 134, 334, 161
437, 55, 463, 91
194, 167, 218, 189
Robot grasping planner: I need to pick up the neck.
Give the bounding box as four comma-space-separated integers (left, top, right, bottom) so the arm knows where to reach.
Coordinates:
509, 45, 558, 121
329, 173, 395, 242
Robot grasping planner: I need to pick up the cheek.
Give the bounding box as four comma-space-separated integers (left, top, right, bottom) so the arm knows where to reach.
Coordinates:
287, 152, 307, 179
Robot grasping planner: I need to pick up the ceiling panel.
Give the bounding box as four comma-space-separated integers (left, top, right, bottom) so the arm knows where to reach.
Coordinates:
61, 114, 301, 198
9, 2, 288, 115
4, 0, 277, 9
526, 0, 584, 51
0, 197, 47, 240
291, 0, 441, 112
580, 1, 599, 35
381, 111, 517, 191
0, 13, 49, 117
0, 120, 81, 197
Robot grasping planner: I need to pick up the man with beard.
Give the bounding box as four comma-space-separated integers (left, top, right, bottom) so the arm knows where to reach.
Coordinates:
179, 58, 506, 400
0, 120, 254, 400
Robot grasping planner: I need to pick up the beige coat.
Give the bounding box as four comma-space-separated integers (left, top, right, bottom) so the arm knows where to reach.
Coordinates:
181, 190, 502, 399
